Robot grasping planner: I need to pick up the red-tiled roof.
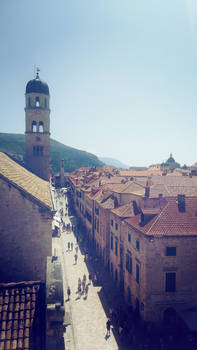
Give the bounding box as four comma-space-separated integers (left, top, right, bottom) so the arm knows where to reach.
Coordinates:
150, 175, 197, 197
111, 203, 135, 218
119, 170, 162, 177
125, 197, 197, 236
0, 281, 41, 350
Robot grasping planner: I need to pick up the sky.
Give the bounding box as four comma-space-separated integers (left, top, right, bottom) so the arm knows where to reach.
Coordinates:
1, 0, 197, 167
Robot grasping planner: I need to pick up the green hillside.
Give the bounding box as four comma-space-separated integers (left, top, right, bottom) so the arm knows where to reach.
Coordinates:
0, 133, 104, 173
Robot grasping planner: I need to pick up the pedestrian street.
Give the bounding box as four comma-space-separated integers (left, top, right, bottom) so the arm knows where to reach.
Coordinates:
59, 229, 119, 350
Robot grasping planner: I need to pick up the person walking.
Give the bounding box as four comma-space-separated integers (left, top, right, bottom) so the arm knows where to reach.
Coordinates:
68, 242, 70, 251
88, 273, 92, 285
74, 253, 78, 264
67, 286, 71, 301
82, 279, 85, 294
75, 246, 78, 253
78, 283, 81, 296
71, 242, 73, 251
106, 319, 111, 336
83, 274, 86, 284
85, 283, 89, 298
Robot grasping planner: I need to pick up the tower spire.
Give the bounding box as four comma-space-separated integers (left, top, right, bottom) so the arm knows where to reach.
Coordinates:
36, 67, 40, 78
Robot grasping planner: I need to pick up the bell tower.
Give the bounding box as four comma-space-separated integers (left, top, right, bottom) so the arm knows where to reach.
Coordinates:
25, 69, 50, 181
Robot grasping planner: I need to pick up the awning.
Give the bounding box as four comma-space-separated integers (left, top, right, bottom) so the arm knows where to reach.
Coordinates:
179, 309, 197, 331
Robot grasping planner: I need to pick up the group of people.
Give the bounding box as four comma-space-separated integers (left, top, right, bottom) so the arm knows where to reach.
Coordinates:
77, 273, 89, 299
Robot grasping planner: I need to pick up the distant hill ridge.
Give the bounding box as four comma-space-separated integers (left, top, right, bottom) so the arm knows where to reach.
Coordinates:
99, 157, 129, 169
0, 133, 104, 173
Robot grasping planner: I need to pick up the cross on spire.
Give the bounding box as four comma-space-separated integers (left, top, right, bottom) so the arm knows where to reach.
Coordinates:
36, 67, 40, 78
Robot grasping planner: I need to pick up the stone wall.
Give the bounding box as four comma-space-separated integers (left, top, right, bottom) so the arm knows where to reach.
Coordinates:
144, 235, 197, 322
0, 178, 52, 282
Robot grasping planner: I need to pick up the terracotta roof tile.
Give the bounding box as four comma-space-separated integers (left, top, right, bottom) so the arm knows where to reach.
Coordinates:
119, 170, 162, 177
0, 281, 40, 350
150, 175, 197, 197
0, 152, 53, 210
125, 197, 197, 236
113, 181, 145, 195
111, 203, 135, 218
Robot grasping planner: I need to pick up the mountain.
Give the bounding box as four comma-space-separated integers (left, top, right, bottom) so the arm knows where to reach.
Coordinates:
0, 133, 104, 173
99, 157, 129, 169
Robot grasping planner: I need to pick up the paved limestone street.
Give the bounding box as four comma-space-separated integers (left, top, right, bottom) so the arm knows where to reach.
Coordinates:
52, 189, 119, 350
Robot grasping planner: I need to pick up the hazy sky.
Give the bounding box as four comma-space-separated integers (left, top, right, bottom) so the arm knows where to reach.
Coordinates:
1, 0, 197, 166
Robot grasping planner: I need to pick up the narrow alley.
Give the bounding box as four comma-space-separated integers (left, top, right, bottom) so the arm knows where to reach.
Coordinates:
52, 189, 119, 350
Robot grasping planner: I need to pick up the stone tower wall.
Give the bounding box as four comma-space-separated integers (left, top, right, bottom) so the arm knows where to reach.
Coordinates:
25, 91, 50, 181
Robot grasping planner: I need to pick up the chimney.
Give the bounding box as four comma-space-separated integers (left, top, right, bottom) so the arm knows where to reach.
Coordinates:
133, 201, 139, 215
139, 211, 144, 225
177, 194, 185, 212
145, 186, 150, 198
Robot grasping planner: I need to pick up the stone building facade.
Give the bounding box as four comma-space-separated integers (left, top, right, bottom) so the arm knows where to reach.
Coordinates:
68, 168, 197, 323
0, 152, 54, 283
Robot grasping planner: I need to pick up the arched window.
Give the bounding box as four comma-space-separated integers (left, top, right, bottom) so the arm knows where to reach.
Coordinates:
32, 121, 37, 132
39, 121, 44, 133
28, 97, 31, 107
44, 98, 47, 108
36, 96, 40, 107
36, 145, 40, 156
40, 146, 43, 156
33, 145, 43, 156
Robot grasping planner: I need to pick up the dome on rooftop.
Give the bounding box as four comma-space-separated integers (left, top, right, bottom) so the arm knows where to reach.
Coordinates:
167, 153, 175, 163
26, 73, 49, 95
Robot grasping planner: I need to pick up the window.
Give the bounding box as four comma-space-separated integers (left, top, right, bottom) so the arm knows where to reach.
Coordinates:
166, 247, 176, 256
165, 272, 176, 292
38, 121, 44, 133
115, 269, 118, 281
33, 145, 43, 156
44, 98, 47, 108
136, 240, 140, 251
110, 235, 113, 250
128, 234, 131, 243
126, 254, 132, 274
111, 263, 113, 277
32, 121, 37, 132
95, 207, 99, 215
28, 97, 31, 107
136, 264, 140, 284
115, 240, 118, 256
40, 146, 43, 156
111, 219, 114, 226
97, 220, 99, 232
36, 96, 40, 107
115, 223, 118, 230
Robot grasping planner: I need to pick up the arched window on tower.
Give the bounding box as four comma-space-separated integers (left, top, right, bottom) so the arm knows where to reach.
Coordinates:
28, 97, 31, 107
32, 121, 37, 132
38, 121, 44, 133
44, 98, 47, 108
40, 146, 43, 156
36, 96, 40, 107
36, 145, 40, 156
